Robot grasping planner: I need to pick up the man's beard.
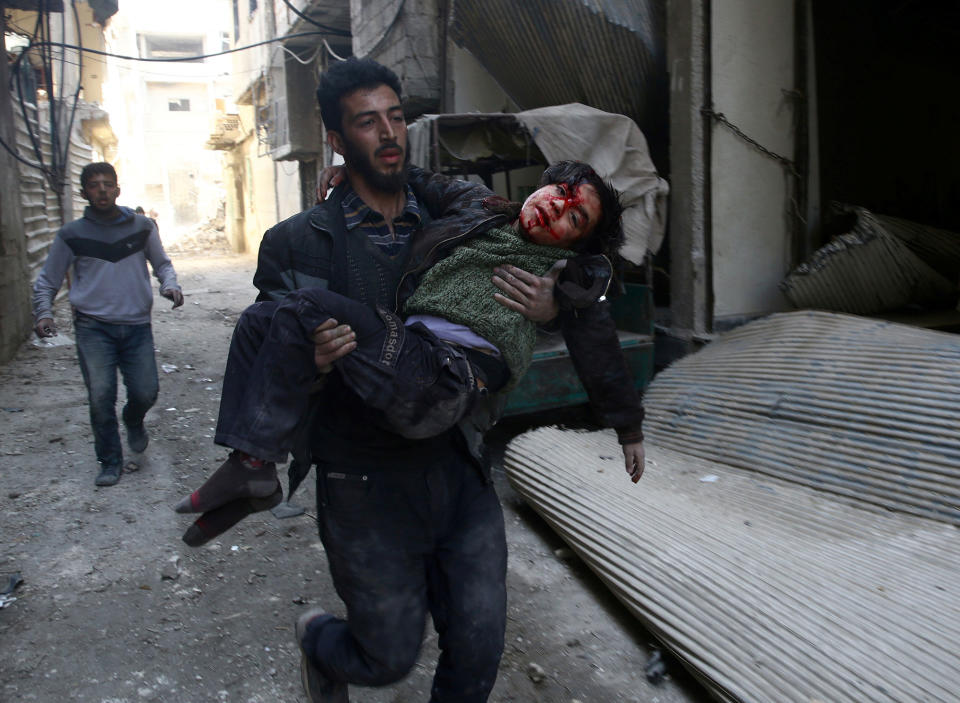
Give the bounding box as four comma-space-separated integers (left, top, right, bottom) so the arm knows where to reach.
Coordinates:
343, 137, 409, 194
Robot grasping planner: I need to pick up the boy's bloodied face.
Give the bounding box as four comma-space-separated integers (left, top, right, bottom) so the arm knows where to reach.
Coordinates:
518, 182, 601, 248
81, 174, 121, 214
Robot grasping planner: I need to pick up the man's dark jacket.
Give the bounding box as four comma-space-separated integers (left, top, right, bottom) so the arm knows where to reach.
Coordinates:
252, 166, 643, 489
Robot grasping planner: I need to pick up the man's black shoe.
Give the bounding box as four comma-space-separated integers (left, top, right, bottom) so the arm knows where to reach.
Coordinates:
126, 422, 149, 453
296, 609, 348, 703
95, 463, 121, 486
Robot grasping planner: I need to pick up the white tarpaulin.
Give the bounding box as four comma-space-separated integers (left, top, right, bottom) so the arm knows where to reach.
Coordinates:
515, 104, 669, 262
408, 104, 669, 262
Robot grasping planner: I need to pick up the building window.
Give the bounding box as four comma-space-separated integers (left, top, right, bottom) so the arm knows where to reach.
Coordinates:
249, 0, 258, 14
169, 98, 191, 112
140, 35, 204, 63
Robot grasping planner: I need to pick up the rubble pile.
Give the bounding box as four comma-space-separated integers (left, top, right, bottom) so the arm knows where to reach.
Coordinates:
164, 220, 232, 255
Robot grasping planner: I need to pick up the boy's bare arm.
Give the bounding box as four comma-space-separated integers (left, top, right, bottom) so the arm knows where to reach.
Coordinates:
622, 441, 645, 484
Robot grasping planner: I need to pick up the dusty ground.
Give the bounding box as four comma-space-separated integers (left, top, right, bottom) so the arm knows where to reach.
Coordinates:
0, 252, 710, 703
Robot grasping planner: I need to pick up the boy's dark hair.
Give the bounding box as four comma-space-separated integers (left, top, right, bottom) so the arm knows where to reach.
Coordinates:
316, 57, 403, 133
80, 162, 117, 189
539, 160, 624, 257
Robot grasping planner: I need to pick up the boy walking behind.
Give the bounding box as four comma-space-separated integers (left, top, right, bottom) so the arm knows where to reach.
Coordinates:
32, 162, 184, 486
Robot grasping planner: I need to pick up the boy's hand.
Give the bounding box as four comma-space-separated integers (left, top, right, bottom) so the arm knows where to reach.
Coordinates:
622, 441, 645, 483
162, 289, 185, 308
35, 317, 57, 337
492, 260, 564, 323
316, 165, 347, 202
313, 319, 356, 372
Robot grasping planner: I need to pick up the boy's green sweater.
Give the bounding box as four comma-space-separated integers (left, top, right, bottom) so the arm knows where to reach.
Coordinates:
403, 225, 572, 388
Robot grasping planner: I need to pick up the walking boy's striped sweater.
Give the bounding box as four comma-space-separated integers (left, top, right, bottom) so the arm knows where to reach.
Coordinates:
32, 206, 180, 325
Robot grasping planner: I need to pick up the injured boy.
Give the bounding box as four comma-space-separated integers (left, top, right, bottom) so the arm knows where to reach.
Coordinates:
176, 160, 645, 545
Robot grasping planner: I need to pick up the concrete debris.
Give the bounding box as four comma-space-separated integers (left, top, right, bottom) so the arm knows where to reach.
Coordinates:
164, 221, 232, 255
645, 649, 666, 684
526, 662, 546, 684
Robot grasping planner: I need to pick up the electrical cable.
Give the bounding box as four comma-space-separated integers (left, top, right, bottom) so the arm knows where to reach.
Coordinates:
4, 18, 348, 178
59, 0, 83, 174
279, 0, 350, 36
322, 38, 347, 62
276, 42, 322, 65
51, 3, 66, 194
355, 0, 405, 59
13, 11, 51, 184
28, 31, 344, 63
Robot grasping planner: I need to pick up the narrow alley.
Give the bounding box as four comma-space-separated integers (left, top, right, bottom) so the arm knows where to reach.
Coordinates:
0, 251, 707, 703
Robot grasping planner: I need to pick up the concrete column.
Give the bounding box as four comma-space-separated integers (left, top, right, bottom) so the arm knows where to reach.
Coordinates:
0, 12, 33, 363
667, 0, 712, 342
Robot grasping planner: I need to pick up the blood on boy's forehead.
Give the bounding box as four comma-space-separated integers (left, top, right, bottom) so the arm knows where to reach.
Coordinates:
558, 183, 585, 212
558, 182, 600, 230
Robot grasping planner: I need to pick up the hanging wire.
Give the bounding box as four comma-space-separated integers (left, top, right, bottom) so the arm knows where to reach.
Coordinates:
12, 9, 54, 186
25, 30, 341, 63
276, 42, 322, 65
0, 29, 343, 177
322, 38, 347, 62
58, 0, 84, 175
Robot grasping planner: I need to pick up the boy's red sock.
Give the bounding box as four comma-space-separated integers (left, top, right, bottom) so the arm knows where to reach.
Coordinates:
175, 450, 278, 514
181, 482, 283, 547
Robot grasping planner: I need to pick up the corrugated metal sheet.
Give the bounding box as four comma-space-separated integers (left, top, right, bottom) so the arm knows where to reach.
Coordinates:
505, 430, 959, 703
67, 137, 93, 220
857, 207, 960, 280
449, 0, 665, 137
645, 310, 960, 525
14, 106, 92, 281
504, 310, 960, 702
780, 206, 959, 314
15, 112, 61, 277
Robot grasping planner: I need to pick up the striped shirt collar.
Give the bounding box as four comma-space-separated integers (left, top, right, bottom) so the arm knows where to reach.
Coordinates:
340, 182, 421, 232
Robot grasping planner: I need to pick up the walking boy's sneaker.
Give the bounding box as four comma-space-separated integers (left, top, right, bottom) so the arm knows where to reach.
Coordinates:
296, 609, 348, 703
95, 463, 122, 486
125, 422, 149, 453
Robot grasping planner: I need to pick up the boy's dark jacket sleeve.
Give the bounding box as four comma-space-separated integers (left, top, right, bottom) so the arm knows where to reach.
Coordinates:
253, 225, 289, 302
558, 299, 645, 444
407, 165, 495, 216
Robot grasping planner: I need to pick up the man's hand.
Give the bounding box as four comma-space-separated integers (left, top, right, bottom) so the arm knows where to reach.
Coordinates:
492, 260, 564, 323
313, 318, 357, 372
623, 441, 645, 484
316, 165, 348, 202
162, 289, 185, 308
34, 317, 57, 338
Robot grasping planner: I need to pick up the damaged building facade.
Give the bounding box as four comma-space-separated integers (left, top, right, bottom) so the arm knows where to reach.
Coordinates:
669, 0, 960, 358
208, 0, 668, 255
217, 0, 958, 365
